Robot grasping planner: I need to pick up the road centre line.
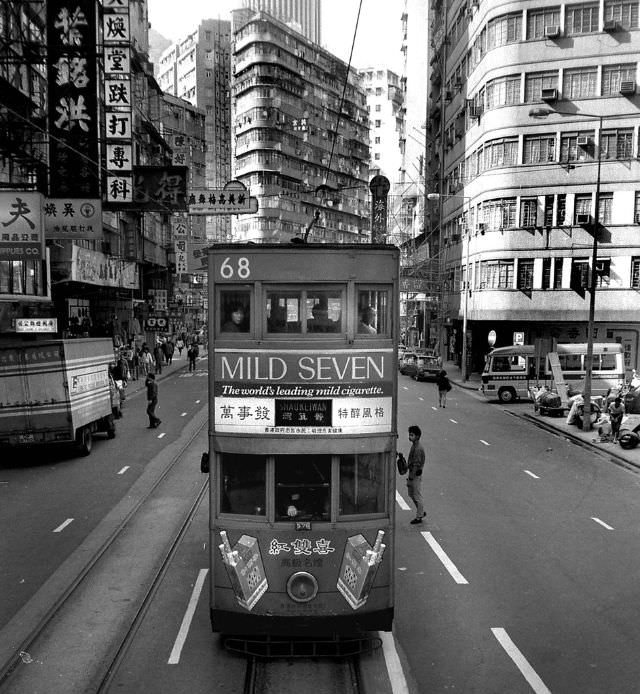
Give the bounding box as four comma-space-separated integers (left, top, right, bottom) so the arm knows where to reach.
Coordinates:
53, 518, 74, 533
418, 396, 424, 401
449, 418, 458, 424
195, 399, 201, 403
117, 466, 130, 475
379, 631, 410, 694
158, 432, 166, 439
480, 439, 490, 446
431, 406, 438, 411
181, 412, 187, 417
168, 568, 209, 665
524, 470, 540, 479
421, 532, 469, 584
491, 627, 552, 694
591, 517, 614, 530
396, 490, 411, 511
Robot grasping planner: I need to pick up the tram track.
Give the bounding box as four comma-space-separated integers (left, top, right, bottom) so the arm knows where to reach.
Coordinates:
0, 412, 208, 691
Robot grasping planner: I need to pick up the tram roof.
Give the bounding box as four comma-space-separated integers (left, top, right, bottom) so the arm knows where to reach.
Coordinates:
208, 243, 398, 251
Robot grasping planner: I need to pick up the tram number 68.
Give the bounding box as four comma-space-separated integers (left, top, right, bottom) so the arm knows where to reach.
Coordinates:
220, 257, 250, 279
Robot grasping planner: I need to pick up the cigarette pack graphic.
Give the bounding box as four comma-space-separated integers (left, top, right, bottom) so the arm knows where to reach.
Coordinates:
337, 530, 386, 610
219, 531, 268, 611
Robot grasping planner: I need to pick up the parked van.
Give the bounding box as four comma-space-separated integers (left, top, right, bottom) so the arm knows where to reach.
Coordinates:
481, 343, 625, 403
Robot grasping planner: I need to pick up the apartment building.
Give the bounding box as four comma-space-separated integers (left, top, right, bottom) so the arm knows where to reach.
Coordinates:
239, 0, 321, 44
426, 0, 640, 373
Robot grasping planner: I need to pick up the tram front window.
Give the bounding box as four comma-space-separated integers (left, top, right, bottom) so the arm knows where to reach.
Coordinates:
220, 290, 251, 333
305, 291, 342, 333
220, 453, 266, 516
357, 289, 389, 335
339, 453, 385, 515
275, 455, 331, 521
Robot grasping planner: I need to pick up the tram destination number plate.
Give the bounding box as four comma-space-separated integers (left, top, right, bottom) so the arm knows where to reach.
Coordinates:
274, 399, 332, 427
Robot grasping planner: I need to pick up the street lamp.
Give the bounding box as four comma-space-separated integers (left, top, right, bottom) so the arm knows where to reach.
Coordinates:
427, 192, 471, 381
529, 107, 604, 431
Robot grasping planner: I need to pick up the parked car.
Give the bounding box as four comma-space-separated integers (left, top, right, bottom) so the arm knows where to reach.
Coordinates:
399, 351, 418, 376
414, 354, 442, 381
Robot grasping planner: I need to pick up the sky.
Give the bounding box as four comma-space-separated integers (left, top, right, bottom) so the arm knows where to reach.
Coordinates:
147, 0, 404, 74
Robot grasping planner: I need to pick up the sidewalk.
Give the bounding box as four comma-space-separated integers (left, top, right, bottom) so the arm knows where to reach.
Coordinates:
443, 360, 640, 473
122, 348, 207, 399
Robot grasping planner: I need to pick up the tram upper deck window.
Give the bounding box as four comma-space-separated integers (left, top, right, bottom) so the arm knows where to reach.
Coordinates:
275, 455, 331, 522
339, 453, 385, 516
220, 453, 265, 516
357, 289, 389, 336
220, 290, 251, 333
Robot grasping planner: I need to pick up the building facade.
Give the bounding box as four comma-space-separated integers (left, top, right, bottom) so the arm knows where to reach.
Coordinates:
239, 0, 321, 44
425, 0, 640, 374
231, 10, 370, 243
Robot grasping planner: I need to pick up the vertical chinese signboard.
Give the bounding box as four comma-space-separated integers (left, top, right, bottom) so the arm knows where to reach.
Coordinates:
47, 0, 99, 198
0, 192, 44, 261
369, 175, 390, 244
103, 0, 134, 205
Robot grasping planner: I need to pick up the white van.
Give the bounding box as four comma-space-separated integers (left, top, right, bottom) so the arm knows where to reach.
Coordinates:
481, 343, 625, 403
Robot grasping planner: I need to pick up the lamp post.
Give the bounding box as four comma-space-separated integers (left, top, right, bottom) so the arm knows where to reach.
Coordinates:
529, 107, 603, 431
427, 192, 471, 381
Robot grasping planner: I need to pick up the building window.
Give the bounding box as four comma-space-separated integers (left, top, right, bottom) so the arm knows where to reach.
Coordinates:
481, 138, 518, 169
520, 199, 538, 227
560, 132, 595, 162
574, 194, 592, 221
374, 136, 380, 144
524, 71, 558, 102
595, 258, 611, 287
485, 74, 521, 109
517, 259, 535, 289
375, 119, 381, 127
481, 198, 517, 229
374, 153, 380, 160
375, 87, 382, 96
632, 257, 640, 288
486, 13, 522, 48
542, 258, 564, 289
565, 3, 599, 35
601, 129, 634, 159
598, 193, 613, 224
480, 260, 514, 289
604, 0, 639, 28
544, 195, 555, 226
563, 67, 598, 98
527, 7, 561, 39
375, 104, 381, 112
570, 258, 590, 290
602, 63, 637, 95
557, 194, 567, 225
635, 192, 640, 222
523, 134, 556, 163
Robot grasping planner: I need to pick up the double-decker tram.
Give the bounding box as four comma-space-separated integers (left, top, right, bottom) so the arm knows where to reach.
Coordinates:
203, 243, 399, 656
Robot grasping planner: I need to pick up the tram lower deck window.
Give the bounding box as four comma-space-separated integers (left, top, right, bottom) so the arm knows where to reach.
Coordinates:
275, 455, 331, 521
339, 453, 385, 515
220, 453, 265, 515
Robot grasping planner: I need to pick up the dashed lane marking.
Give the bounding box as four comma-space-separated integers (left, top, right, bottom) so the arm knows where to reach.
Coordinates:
395, 490, 411, 511
195, 399, 201, 403
181, 412, 187, 417
480, 439, 490, 446
421, 531, 469, 584
117, 466, 130, 475
158, 432, 166, 439
431, 406, 438, 411
449, 418, 458, 424
53, 518, 74, 533
168, 568, 209, 665
380, 631, 410, 694
591, 517, 614, 530
491, 627, 552, 694
524, 470, 540, 479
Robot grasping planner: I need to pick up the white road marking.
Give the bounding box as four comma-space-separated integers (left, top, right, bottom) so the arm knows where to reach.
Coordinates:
524, 470, 540, 479
402, 385, 409, 390
395, 490, 411, 511
379, 631, 410, 694
491, 627, 552, 694
168, 568, 209, 664
431, 406, 438, 411
418, 396, 424, 401
53, 518, 74, 533
480, 439, 490, 446
449, 418, 458, 424
158, 432, 166, 439
591, 517, 614, 530
421, 532, 468, 585
117, 466, 130, 475
181, 412, 187, 417
195, 399, 201, 403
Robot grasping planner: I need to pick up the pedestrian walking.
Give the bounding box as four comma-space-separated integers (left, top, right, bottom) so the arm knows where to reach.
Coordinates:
164, 338, 175, 365
187, 341, 199, 372
153, 342, 163, 375
139, 344, 153, 377
405, 425, 426, 524
176, 337, 185, 357
435, 369, 451, 408
145, 373, 161, 428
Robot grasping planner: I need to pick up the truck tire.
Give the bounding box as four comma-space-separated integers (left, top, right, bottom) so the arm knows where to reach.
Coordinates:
498, 387, 517, 403
76, 427, 93, 456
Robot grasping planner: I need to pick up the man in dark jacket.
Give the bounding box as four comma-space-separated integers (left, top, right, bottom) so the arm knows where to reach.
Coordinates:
406, 425, 426, 524
145, 373, 161, 428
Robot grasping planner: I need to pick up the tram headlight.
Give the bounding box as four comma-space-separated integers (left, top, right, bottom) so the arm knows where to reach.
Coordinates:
286, 571, 318, 603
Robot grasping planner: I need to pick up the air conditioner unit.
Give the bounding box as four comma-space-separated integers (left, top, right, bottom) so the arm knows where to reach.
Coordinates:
620, 80, 636, 95
577, 135, 591, 147
541, 88, 558, 102
544, 25, 561, 38
603, 19, 619, 32
576, 213, 592, 225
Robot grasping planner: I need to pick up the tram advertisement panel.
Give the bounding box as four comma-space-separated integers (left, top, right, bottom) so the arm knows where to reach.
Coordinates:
213, 348, 393, 434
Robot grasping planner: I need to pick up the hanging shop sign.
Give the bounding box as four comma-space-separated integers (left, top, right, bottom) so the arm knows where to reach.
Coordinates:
188, 181, 258, 215
70, 245, 138, 288
47, 0, 100, 198
108, 166, 189, 211
15, 318, 58, 334
43, 198, 102, 239
369, 175, 390, 244
0, 192, 44, 260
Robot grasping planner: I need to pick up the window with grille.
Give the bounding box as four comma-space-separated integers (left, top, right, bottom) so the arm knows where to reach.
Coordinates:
524, 71, 558, 102
560, 132, 595, 162
635, 192, 640, 221
575, 194, 592, 220
487, 13, 523, 48
480, 198, 517, 229
517, 259, 534, 289
566, 3, 599, 34
557, 194, 567, 225
480, 260, 514, 289
602, 64, 636, 95
523, 134, 556, 163
570, 259, 590, 289
520, 199, 538, 227
597, 193, 613, 224
631, 257, 640, 288
542, 258, 563, 288
481, 138, 518, 169
563, 67, 598, 98
486, 75, 521, 109
595, 258, 611, 288
544, 195, 555, 226
601, 129, 633, 159
604, 0, 639, 28
527, 7, 561, 39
